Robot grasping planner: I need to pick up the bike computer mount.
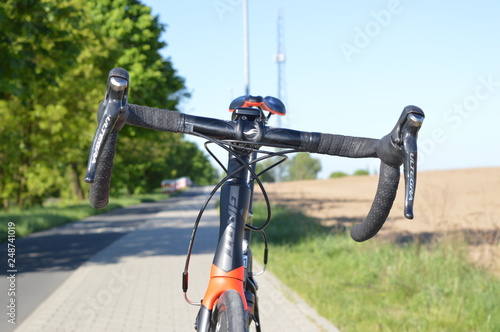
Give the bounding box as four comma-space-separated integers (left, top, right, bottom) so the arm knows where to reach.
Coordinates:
229, 95, 286, 123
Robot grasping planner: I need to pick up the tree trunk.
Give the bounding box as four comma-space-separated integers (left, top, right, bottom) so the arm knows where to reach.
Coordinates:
70, 163, 85, 200
16, 175, 25, 208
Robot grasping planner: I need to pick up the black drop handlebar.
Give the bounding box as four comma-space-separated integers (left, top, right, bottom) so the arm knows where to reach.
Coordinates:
85, 68, 425, 242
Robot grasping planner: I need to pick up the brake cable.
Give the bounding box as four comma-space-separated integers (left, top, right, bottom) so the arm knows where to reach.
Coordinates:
181, 132, 297, 305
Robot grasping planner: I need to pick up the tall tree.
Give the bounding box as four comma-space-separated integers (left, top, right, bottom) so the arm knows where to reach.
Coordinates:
0, 0, 216, 207
84, 0, 215, 194
0, 0, 88, 206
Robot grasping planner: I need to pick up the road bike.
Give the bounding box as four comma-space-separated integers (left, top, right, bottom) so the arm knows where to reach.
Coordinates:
85, 68, 425, 331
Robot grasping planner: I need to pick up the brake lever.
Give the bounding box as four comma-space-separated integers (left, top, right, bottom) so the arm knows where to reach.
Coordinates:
375, 106, 425, 220
401, 112, 424, 219
85, 68, 130, 183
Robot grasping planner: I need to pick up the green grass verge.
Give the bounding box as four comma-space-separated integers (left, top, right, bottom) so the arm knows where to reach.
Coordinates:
0, 192, 168, 243
251, 203, 500, 332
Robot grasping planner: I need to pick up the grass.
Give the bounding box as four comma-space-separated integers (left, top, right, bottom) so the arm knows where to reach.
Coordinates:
251, 203, 500, 332
0, 192, 168, 242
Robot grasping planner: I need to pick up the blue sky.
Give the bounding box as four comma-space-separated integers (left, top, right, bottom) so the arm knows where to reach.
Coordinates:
140, 0, 500, 178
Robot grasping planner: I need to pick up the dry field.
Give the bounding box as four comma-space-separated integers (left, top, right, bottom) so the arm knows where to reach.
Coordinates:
257, 167, 500, 274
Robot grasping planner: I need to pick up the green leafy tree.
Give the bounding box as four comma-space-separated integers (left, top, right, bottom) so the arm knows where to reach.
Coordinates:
286, 153, 321, 181
0, 0, 216, 207
0, 0, 89, 207
255, 158, 279, 183
166, 141, 218, 186
84, 0, 215, 194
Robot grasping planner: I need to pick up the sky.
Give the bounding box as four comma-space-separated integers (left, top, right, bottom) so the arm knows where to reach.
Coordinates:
140, 0, 500, 179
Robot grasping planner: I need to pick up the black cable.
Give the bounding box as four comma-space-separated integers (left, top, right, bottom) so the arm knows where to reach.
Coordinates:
182, 132, 299, 303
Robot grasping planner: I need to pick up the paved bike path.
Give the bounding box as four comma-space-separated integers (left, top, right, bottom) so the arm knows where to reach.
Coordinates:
1, 197, 174, 332
9, 188, 339, 331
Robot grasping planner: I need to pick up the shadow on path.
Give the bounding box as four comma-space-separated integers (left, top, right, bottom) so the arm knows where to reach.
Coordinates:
0, 188, 212, 275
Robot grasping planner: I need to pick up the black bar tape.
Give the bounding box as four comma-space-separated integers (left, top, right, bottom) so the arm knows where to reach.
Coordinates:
350, 162, 400, 242
315, 134, 378, 158
89, 131, 118, 209
127, 104, 182, 132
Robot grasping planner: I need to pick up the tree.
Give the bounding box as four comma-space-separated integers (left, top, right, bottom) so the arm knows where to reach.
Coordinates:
165, 141, 218, 186
0, 0, 89, 207
286, 153, 321, 181
0, 0, 216, 207
255, 158, 280, 183
84, 0, 215, 194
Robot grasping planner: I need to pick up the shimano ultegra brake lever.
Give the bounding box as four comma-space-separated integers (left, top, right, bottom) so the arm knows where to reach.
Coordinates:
401, 112, 424, 219
85, 68, 130, 183
375, 105, 425, 220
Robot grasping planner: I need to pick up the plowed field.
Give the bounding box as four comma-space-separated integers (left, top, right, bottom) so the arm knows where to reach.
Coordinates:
257, 167, 500, 274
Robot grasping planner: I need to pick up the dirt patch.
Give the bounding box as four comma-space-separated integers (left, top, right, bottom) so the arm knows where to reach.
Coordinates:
256, 167, 500, 274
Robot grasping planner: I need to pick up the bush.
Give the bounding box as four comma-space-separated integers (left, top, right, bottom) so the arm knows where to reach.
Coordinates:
353, 169, 370, 176
329, 171, 348, 178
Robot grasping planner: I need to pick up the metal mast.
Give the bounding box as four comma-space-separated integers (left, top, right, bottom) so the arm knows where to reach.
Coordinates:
276, 8, 286, 108
275, 9, 286, 182
243, 0, 250, 95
